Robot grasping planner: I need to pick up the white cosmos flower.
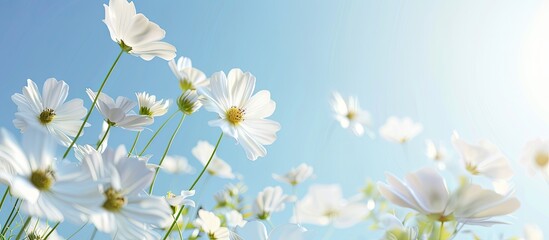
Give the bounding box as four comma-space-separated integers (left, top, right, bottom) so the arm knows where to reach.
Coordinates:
81, 145, 172, 239
426, 140, 447, 170
103, 0, 176, 61
192, 140, 235, 179
294, 184, 369, 228
225, 210, 247, 229
235, 221, 314, 240
177, 90, 202, 115
379, 214, 418, 240
194, 210, 229, 240
24, 218, 64, 240
272, 163, 314, 186
523, 224, 543, 240
136, 92, 169, 117
12, 78, 87, 146
330, 91, 372, 137
253, 186, 293, 220
520, 139, 549, 179
165, 190, 196, 209
86, 89, 153, 131
378, 168, 520, 226
200, 69, 281, 160
169, 56, 208, 91
0, 129, 103, 223
162, 155, 194, 174
379, 117, 422, 143
452, 132, 513, 180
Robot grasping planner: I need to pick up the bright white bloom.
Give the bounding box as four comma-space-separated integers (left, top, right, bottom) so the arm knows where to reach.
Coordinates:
177, 90, 202, 115
272, 163, 314, 186
162, 155, 194, 174
12, 78, 87, 146
136, 92, 169, 117
253, 186, 293, 220
24, 218, 65, 240
165, 190, 196, 209
235, 221, 314, 240
194, 210, 229, 240
294, 184, 369, 228
225, 210, 247, 229
86, 89, 153, 131
0, 129, 103, 223
330, 91, 372, 137
379, 214, 417, 240
379, 117, 422, 143
520, 139, 549, 179
426, 139, 446, 162
103, 0, 176, 60
378, 168, 520, 226
200, 69, 281, 160
523, 224, 543, 240
492, 179, 514, 195
82, 146, 172, 239
452, 132, 513, 180
192, 140, 235, 179
169, 56, 208, 91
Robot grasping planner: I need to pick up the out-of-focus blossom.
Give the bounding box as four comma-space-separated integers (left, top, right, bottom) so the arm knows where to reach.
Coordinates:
235, 221, 315, 240
169, 56, 208, 91
225, 210, 247, 229
12, 78, 87, 146
253, 186, 293, 220
194, 210, 229, 240
520, 139, 549, 180
162, 155, 194, 174
192, 140, 235, 179
136, 92, 169, 117
378, 214, 417, 240
165, 190, 196, 209
523, 224, 543, 240
452, 132, 513, 180
24, 218, 65, 240
379, 117, 422, 143
330, 91, 373, 137
200, 69, 281, 160
103, 0, 176, 60
272, 163, 314, 186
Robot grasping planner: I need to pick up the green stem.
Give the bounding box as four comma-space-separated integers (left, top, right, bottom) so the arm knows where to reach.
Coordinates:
62, 49, 124, 159
96, 124, 111, 150
15, 216, 31, 240
162, 132, 223, 240
66, 222, 87, 240
1, 199, 19, 235
128, 132, 141, 157
138, 111, 178, 156
43, 222, 59, 239
148, 113, 186, 195
89, 228, 97, 240
439, 221, 445, 240
0, 187, 9, 212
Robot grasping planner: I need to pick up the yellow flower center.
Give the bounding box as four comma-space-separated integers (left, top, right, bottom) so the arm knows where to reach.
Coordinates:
38, 108, 56, 124
226, 106, 245, 125
139, 106, 153, 116
119, 40, 132, 52
102, 188, 126, 212
323, 209, 339, 219
465, 162, 480, 175
179, 79, 195, 91
30, 169, 55, 191
346, 111, 356, 120
535, 152, 549, 168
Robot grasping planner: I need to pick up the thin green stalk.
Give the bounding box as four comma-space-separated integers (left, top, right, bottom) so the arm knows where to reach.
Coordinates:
0, 187, 9, 212
128, 132, 141, 157
66, 222, 87, 240
15, 216, 31, 240
89, 228, 97, 240
4, 201, 21, 236
439, 221, 445, 240
138, 111, 178, 156
148, 113, 185, 194
1, 199, 19, 235
43, 222, 59, 239
96, 124, 111, 150
63, 49, 124, 159
162, 132, 223, 240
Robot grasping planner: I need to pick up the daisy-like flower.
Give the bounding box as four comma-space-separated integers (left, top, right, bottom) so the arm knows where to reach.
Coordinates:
235, 221, 314, 240
12, 78, 87, 146
379, 214, 417, 240
426, 139, 447, 170
177, 90, 202, 115
225, 210, 247, 229
378, 168, 520, 226
136, 92, 169, 117
272, 163, 314, 186
162, 155, 194, 174
81, 145, 172, 239
330, 91, 372, 137
24, 218, 64, 240
165, 190, 196, 210
86, 89, 153, 131
452, 132, 513, 180
200, 69, 281, 160
192, 140, 235, 179
379, 117, 422, 143
194, 210, 229, 240
520, 139, 549, 179
523, 224, 543, 240
0, 129, 103, 223
253, 186, 294, 220
294, 184, 369, 228
103, 0, 176, 61
169, 56, 208, 91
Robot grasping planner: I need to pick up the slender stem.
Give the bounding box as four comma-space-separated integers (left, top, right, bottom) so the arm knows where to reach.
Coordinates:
1, 199, 19, 235
128, 132, 141, 157
66, 222, 88, 240
62, 49, 124, 159
439, 221, 445, 240
43, 222, 60, 239
4, 202, 21, 236
292, 186, 300, 225
148, 113, 186, 195
89, 228, 97, 240
96, 124, 111, 150
162, 132, 224, 240
15, 216, 31, 240
0, 187, 9, 212
138, 111, 178, 156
